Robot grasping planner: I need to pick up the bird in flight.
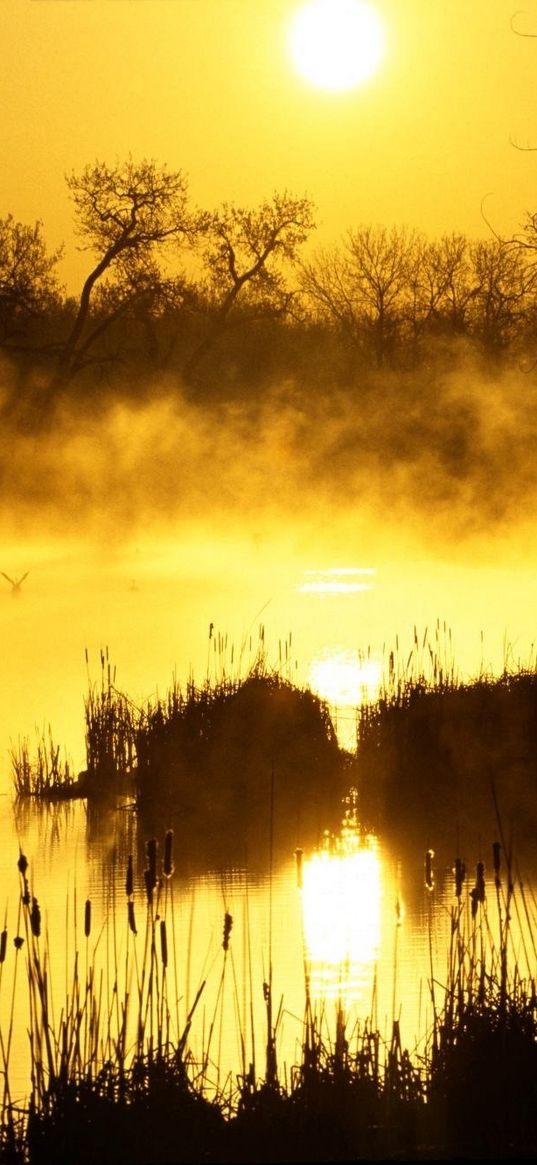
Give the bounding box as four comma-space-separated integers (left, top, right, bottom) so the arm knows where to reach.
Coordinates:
2, 571, 29, 597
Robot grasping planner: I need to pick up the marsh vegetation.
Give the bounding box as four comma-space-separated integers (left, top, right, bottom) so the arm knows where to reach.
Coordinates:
3, 639, 537, 1159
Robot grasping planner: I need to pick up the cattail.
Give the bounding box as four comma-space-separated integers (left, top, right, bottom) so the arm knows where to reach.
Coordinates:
295, 848, 303, 889
222, 912, 233, 952
476, 861, 486, 903
17, 853, 28, 876
470, 887, 478, 919
126, 855, 134, 898
21, 878, 30, 908
492, 841, 501, 888
395, 896, 403, 926
84, 899, 91, 938
30, 898, 41, 939
0, 930, 7, 964
13, 936, 24, 951
454, 857, 466, 898
128, 901, 137, 936
163, 830, 174, 878
160, 919, 168, 968
425, 849, 435, 892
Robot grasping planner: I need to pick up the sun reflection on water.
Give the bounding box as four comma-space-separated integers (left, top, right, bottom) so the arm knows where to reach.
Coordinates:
298, 567, 375, 594
299, 793, 382, 1007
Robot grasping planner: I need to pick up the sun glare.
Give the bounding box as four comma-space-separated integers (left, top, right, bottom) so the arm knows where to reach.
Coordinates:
309, 650, 381, 707
289, 0, 385, 92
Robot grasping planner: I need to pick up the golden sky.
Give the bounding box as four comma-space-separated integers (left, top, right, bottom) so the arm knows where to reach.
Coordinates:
2, 0, 537, 288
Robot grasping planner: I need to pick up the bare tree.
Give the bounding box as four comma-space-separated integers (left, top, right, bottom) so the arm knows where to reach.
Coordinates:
468, 236, 533, 355
410, 233, 474, 338
343, 225, 419, 366
301, 225, 419, 367
0, 215, 62, 347
183, 192, 315, 378
299, 245, 365, 343
47, 157, 201, 396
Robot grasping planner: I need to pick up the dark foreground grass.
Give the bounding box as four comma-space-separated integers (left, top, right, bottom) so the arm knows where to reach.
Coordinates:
0, 831, 535, 1162
7, 639, 537, 1159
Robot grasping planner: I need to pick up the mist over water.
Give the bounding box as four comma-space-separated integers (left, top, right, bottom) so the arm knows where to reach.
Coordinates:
1, 360, 536, 786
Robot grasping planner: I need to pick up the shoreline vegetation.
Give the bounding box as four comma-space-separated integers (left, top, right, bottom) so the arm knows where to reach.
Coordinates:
11, 633, 537, 853
5, 638, 537, 1158
0, 827, 534, 1161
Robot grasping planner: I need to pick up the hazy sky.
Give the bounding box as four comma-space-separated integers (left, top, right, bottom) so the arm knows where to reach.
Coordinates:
2, 0, 537, 289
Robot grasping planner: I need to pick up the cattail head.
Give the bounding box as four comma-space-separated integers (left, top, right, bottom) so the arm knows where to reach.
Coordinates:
128, 901, 137, 936
125, 855, 134, 898
425, 849, 435, 892
160, 919, 168, 968
476, 861, 486, 903
13, 936, 24, 951
0, 930, 7, 964
84, 899, 91, 939
454, 857, 466, 899
30, 898, 41, 939
295, 848, 303, 890
17, 853, 28, 876
222, 911, 233, 952
163, 830, 174, 878
470, 887, 478, 919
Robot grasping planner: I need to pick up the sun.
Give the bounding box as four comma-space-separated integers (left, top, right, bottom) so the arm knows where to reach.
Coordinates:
288, 0, 385, 92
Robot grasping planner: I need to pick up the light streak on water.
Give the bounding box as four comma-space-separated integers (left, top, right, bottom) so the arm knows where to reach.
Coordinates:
297, 567, 376, 594
300, 795, 382, 1008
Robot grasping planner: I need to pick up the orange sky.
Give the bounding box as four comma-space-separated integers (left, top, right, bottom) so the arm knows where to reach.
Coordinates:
2, 0, 537, 289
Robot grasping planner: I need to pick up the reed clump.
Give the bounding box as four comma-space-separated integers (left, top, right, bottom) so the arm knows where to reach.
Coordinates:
82, 647, 138, 795
134, 665, 345, 834
357, 625, 537, 847
10, 730, 75, 800
16, 642, 350, 853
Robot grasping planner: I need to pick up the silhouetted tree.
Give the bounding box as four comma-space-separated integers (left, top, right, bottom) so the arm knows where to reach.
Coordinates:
0, 215, 62, 348
183, 192, 316, 378
46, 158, 202, 400
301, 226, 419, 368
468, 237, 533, 356
344, 225, 419, 366
89, 250, 196, 373
410, 233, 474, 340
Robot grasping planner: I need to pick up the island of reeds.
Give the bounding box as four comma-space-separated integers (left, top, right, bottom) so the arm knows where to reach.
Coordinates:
11, 631, 537, 859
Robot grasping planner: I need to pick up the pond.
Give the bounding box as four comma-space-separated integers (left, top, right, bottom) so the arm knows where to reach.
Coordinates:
0, 530, 536, 1109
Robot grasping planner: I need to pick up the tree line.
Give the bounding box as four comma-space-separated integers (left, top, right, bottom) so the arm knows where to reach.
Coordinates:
2, 156, 537, 421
